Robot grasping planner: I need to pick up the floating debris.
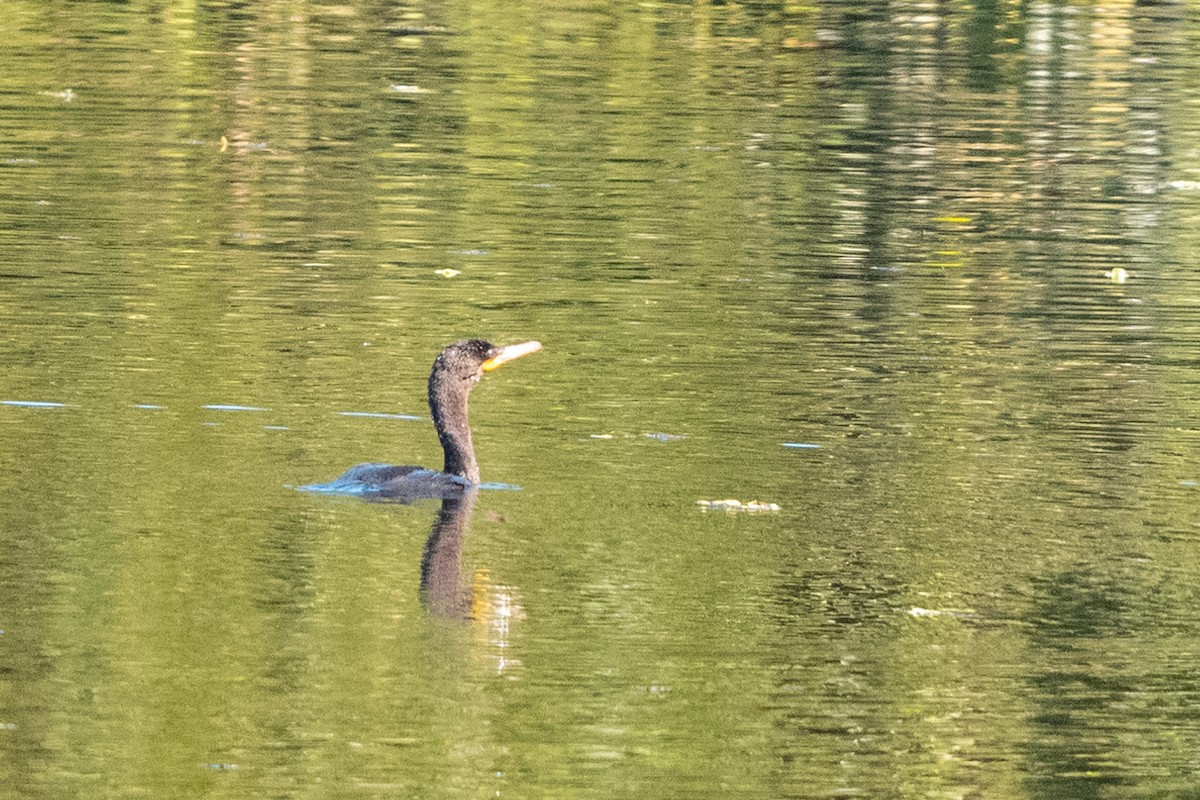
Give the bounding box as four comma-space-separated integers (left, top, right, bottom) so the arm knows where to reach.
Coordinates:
697, 499, 781, 513
39, 88, 76, 102
588, 432, 685, 442
434, 268, 461, 277
907, 607, 975, 619
1105, 268, 1129, 284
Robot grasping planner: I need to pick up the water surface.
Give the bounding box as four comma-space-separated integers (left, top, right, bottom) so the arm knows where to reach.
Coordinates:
3, 2, 1200, 798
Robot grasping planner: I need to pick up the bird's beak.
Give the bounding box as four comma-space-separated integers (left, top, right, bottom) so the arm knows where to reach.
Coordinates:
482, 340, 543, 372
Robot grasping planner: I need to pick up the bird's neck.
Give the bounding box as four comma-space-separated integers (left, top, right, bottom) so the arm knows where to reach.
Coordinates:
429, 376, 480, 484
441, 427, 479, 484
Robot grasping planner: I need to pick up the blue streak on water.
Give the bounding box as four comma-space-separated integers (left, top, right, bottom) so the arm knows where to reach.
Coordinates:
132, 404, 164, 410
296, 482, 371, 495
297, 481, 398, 496
203, 404, 271, 412
782, 442, 821, 449
297, 472, 521, 495
2, 400, 67, 408
338, 411, 423, 421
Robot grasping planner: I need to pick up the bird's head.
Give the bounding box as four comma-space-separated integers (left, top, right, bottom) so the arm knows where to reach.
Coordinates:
434, 339, 543, 387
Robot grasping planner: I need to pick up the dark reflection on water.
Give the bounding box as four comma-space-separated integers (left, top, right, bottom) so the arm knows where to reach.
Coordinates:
4, 1, 1200, 798
420, 492, 478, 620
1024, 569, 1139, 799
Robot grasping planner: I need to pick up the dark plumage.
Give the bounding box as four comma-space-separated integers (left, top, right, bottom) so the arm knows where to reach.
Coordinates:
304, 339, 541, 500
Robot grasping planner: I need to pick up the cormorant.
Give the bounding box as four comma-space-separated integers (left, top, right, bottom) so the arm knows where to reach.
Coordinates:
305, 339, 542, 500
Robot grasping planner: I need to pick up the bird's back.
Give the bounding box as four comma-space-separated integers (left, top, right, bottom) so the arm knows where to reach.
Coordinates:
299, 462, 471, 502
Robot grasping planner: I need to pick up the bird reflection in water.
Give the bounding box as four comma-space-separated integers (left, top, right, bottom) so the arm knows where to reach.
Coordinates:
417, 486, 525, 665
419, 490, 478, 619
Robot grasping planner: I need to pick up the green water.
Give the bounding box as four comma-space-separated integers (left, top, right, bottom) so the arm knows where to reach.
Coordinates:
4, 2, 1200, 798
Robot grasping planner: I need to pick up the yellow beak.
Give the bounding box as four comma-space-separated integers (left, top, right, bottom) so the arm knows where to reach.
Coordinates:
481, 340, 543, 373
